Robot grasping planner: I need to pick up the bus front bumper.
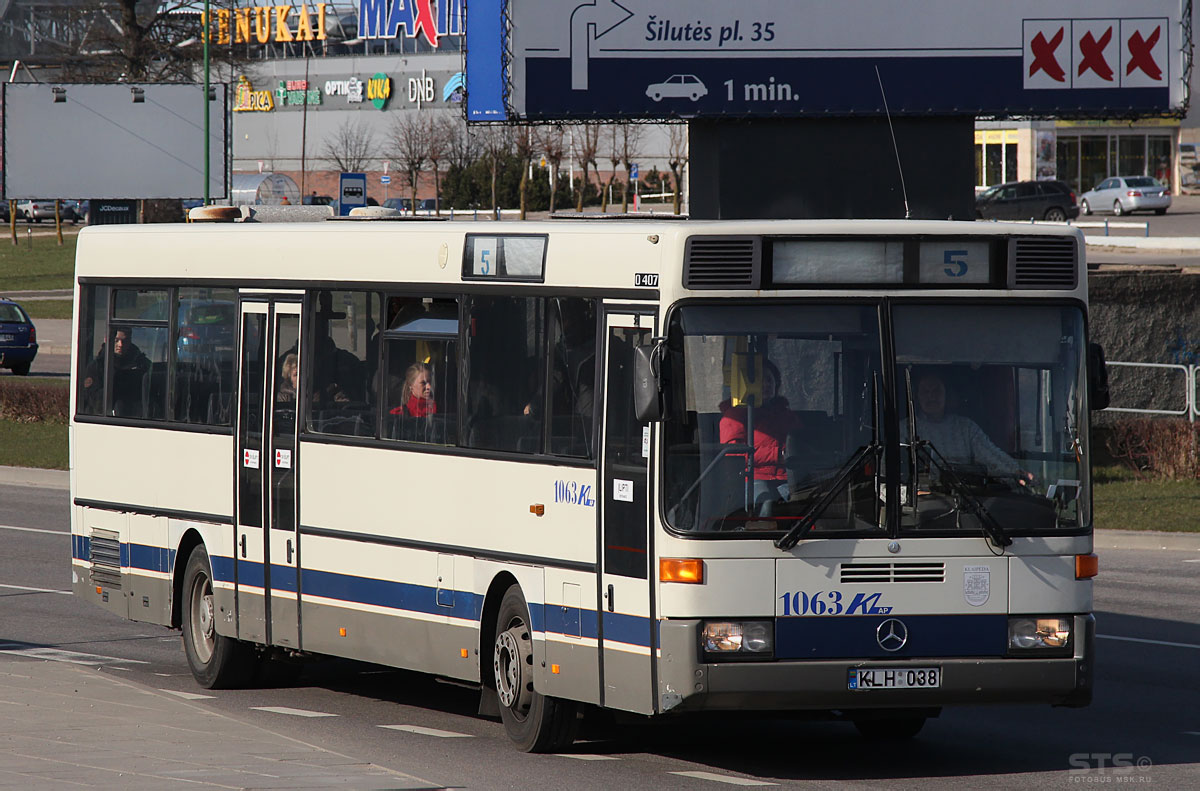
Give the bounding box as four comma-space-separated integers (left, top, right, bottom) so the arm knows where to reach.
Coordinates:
657, 614, 1094, 713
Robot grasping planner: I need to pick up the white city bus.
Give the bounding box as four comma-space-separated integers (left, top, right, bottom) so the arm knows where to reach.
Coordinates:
69, 217, 1103, 751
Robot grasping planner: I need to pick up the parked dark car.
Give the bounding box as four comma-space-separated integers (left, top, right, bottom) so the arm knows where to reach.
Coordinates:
975, 180, 1079, 222
0, 297, 38, 376
303, 194, 334, 206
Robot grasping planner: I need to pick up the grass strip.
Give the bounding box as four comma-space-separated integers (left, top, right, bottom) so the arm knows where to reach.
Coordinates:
0, 233, 78, 291
19, 299, 74, 320
0, 420, 67, 470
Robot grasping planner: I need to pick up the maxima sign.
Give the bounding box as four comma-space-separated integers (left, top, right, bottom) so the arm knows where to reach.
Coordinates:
465, 0, 1188, 121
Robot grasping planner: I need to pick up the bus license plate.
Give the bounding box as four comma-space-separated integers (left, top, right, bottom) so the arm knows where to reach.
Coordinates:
848, 667, 940, 690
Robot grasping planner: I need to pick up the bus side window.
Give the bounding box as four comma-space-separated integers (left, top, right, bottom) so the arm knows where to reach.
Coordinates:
463, 295, 545, 454
547, 297, 597, 458
308, 290, 380, 437
76, 285, 110, 417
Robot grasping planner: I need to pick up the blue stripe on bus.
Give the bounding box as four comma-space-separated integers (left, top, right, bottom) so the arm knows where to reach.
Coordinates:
775, 614, 1008, 659
74, 540, 654, 647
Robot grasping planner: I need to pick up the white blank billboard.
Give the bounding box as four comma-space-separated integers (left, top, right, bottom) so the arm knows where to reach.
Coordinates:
2, 83, 227, 199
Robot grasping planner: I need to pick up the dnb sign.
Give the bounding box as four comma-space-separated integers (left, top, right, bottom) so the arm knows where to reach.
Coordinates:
465, 0, 1185, 121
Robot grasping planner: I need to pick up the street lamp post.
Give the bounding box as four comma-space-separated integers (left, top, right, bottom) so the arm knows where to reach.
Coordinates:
203, 0, 211, 205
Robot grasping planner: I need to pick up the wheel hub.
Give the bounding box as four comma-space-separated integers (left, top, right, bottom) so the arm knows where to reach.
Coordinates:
494, 627, 532, 713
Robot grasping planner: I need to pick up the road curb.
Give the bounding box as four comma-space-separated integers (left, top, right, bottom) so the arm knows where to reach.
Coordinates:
0, 465, 68, 489
1095, 529, 1200, 552
1085, 235, 1200, 253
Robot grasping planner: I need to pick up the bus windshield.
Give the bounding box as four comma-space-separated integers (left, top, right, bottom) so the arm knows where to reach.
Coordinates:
662, 302, 1089, 538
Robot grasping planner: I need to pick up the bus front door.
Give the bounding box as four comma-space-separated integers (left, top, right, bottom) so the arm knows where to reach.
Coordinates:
598, 312, 655, 714
235, 299, 302, 650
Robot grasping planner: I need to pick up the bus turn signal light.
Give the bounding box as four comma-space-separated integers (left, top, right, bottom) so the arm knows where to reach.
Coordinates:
1076, 553, 1099, 579
660, 558, 704, 584
530, 504, 544, 516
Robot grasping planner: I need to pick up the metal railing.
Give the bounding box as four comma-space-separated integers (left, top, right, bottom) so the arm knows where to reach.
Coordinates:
1103, 361, 1199, 421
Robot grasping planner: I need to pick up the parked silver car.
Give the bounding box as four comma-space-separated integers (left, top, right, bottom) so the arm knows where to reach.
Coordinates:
16, 199, 78, 223
1079, 177, 1171, 216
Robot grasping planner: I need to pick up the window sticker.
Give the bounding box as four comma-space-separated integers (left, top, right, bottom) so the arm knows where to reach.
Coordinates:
243, 449, 260, 469
275, 449, 292, 469
613, 479, 634, 503
473, 237, 496, 276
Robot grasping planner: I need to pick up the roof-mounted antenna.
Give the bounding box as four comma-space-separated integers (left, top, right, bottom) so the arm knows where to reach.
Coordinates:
875, 65, 911, 219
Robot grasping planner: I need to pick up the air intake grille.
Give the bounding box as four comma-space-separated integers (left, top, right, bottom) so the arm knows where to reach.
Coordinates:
684, 236, 761, 289
1011, 237, 1077, 289
89, 528, 122, 589
840, 562, 945, 584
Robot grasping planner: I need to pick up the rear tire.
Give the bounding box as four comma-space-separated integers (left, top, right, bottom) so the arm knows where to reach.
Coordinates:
181, 545, 255, 689
1081, 199, 1092, 215
493, 585, 579, 752
1113, 200, 1125, 216
11, 361, 30, 376
853, 715, 927, 740
1043, 207, 1067, 222
1155, 208, 1167, 215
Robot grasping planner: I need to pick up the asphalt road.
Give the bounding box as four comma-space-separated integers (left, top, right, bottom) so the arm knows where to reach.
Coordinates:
1, 481, 1197, 788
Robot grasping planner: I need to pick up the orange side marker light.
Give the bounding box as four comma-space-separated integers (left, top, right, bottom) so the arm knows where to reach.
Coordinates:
660, 558, 704, 584
1075, 553, 1099, 580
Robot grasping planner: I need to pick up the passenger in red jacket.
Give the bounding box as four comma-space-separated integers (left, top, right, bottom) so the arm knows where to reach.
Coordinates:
718, 360, 801, 511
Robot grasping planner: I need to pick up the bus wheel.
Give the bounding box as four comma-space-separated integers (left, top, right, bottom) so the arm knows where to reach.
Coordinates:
853, 715, 927, 740
493, 585, 578, 752
182, 545, 253, 689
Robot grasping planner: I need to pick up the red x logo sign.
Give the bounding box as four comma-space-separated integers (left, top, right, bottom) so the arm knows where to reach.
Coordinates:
1030, 28, 1066, 82
1078, 28, 1114, 81
1127, 27, 1162, 81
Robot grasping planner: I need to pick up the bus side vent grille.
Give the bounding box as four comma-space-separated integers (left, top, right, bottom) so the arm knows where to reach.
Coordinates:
840, 562, 945, 583
684, 236, 762, 289
89, 529, 122, 589
1011, 237, 1077, 289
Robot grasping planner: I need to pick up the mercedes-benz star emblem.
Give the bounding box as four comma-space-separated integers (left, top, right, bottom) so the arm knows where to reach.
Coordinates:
876, 618, 908, 652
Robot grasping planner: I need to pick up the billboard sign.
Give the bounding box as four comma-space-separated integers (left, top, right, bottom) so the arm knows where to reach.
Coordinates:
465, 0, 1188, 121
3, 83, 228, 199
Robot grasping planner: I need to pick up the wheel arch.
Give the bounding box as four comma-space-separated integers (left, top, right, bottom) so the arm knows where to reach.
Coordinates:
171, 528, 206, 629
478, 571, 521, 690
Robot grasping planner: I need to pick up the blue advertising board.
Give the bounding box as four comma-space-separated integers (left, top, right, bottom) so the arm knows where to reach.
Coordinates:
465, 0, 1187, 122
339, 172, 368, 216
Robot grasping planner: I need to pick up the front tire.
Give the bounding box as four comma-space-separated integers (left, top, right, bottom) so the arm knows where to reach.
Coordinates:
493, 585, 578, 752
182, 545, 255, 688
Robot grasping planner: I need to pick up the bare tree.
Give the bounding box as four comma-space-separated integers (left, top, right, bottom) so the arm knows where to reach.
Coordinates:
427, 116, 452, 215
538, 126, 567, 214
32, 1, 252, 83
617, 123, 645, 213
476, 125, 513, 214
602, 125, 622, 213
389, 113, 429, 214
514, 124, 537, 220
321, 118, 375, 174
575, 124, 601, 212
445, 116, 477, 172
667, 123, 689, 216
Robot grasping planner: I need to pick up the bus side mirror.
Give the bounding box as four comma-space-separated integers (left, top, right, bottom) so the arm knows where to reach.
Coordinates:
633, 343, 665, 423
1088, 342, 1110, 411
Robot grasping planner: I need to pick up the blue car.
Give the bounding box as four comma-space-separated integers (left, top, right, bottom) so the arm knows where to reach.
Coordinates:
0, 297, 38, 376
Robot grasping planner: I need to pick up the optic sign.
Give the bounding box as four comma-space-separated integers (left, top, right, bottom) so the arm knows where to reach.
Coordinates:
464, 0, 1185, 122
358, 0, 463, 47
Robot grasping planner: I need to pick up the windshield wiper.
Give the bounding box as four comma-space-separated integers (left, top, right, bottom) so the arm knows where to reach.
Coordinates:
775, 442, 879, 551
912, 440, 1013, 550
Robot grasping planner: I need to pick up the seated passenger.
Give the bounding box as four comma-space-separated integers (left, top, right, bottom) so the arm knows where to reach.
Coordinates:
718, 360, 802, 507
390, 362, 437, 417
904, 371, 1033, 485
276, 353, 299, 403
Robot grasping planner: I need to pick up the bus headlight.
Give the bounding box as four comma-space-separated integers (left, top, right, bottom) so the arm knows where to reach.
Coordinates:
1008, 616, 1072, 653
701, 620, 774, 659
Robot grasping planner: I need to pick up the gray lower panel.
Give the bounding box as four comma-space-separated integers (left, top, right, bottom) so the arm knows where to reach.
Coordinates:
541, 639, 600, 705
301, 600, 480, 683
659, 616, 1093, 713
603, 648, 654, 714
126, 573, 173, 627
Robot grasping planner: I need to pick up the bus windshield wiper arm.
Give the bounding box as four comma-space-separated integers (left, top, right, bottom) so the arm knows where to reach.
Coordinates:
915, 440, 1013, 549
775, 442, 878, 552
